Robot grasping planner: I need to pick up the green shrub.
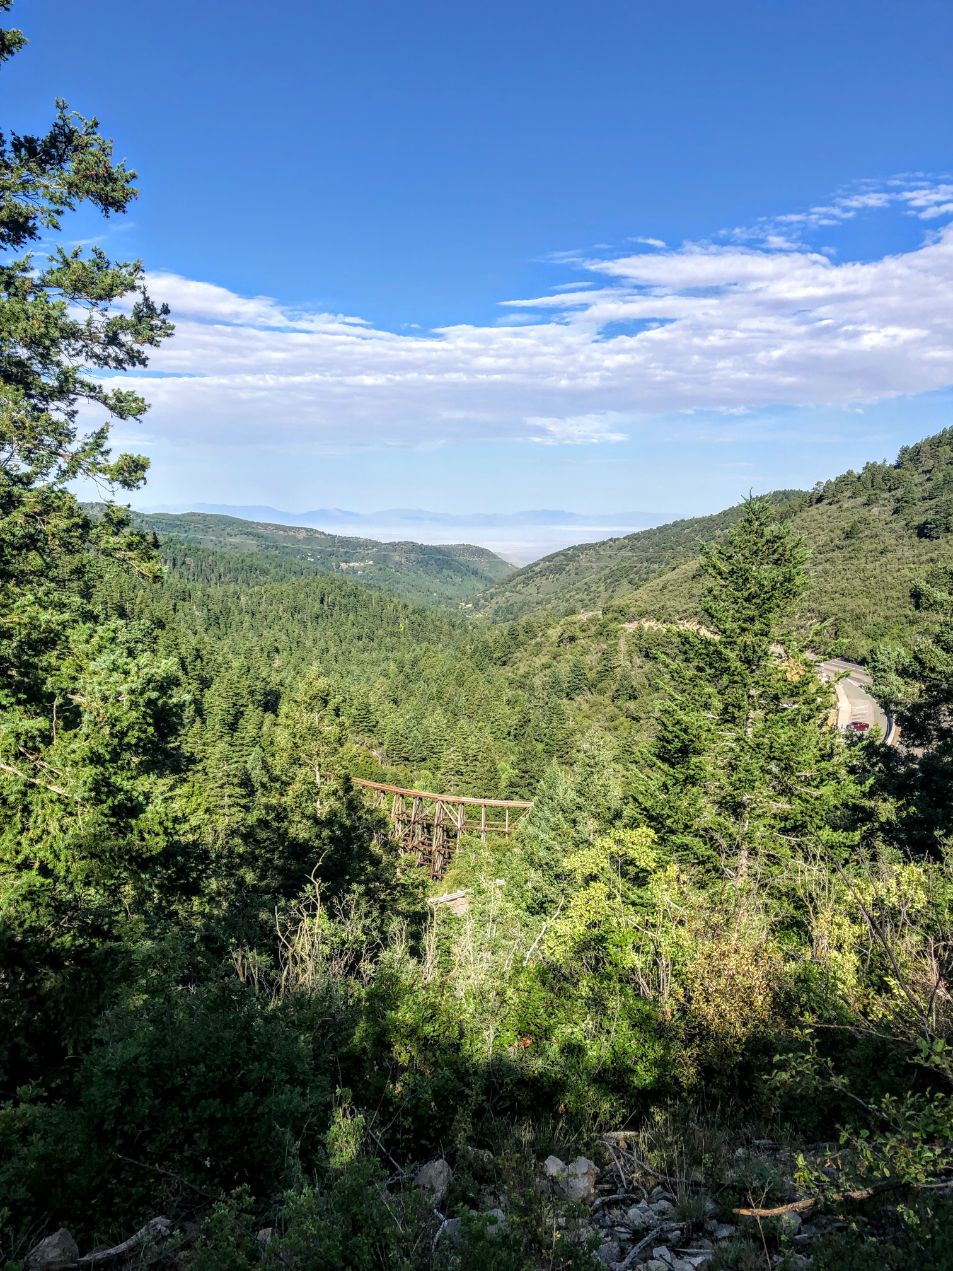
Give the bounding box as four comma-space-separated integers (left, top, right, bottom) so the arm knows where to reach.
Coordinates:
0, 980, 337, 1244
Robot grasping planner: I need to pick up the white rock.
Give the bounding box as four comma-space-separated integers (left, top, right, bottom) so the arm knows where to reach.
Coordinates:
414, 1158, 452, 1207
437, 1217, 461, 1245
652, 1247, 675, 1265
543, 1154, 566, 1178
653, 1198, 677, 1219
644, 1262, 671, 1271
713, 1223, 736, 1241
559, 1156, 600, 1203
463, 1146, 495, 1170
575, 1222, 598, 1242
26, 1230, 79, 1269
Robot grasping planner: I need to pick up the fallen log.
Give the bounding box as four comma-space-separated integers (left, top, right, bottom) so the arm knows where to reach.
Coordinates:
734, 1176, 953, 1220
78, 1217, 173, 1265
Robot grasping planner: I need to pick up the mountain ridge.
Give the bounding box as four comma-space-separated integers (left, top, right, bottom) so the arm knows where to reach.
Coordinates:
472, 490, 806, 622
96, 508, 515, 608
474, 427, 953, 660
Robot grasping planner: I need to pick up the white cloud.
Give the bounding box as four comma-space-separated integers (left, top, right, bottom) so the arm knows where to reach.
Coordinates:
733, 178, 953, 242
146, 273, 374, 334
527, 414, 629, 445
119, 180, 953, 453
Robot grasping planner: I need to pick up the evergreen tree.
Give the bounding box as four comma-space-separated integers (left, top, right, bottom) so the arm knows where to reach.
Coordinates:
547, 666, 566, 697
636, 498, 861, 880
565, 655, 589, 699
0, 3, 174, 901
197, 664, 261, 843
386, 713, 426, 767
349, 693, 376, 737
874, 566, 953, 856
517, 734, 622, 913
593, 640, 619, 687
876, 567, 953, 752
439, 744, 467, 792
298, 774, 423, 924
612, 665, 638, 709
0, 0, 181, 1079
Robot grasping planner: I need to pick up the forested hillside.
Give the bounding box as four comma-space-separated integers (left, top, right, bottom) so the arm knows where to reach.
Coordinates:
4, 12, 953, 1270
111, 508, 514, 607
123, 539, 703, 805
111, 547, 576, 803
615, 429, 953, 660
478, 431, 953, 660
473, 491, 805, 620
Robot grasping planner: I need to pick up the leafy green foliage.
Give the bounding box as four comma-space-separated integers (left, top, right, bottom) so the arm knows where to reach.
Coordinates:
634, 499, 862, 879
0, 0, 175, 881
871, 566, 953, 859
0, 1, 184, 1112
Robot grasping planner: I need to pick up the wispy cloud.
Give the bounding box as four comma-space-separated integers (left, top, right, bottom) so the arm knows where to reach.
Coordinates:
730, 176, 953, 243
124, 178, 953, 453
527, 414, 629, 445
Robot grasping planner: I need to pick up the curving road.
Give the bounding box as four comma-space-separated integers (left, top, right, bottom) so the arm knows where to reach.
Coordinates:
817, 658, 893, 743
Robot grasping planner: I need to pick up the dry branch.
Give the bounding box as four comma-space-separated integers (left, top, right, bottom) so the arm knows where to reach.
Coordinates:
77, 1217, 172, 1264
734, 1175, 953, 1219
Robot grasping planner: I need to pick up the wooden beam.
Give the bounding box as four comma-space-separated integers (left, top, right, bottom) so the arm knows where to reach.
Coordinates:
351, 776, 532, 810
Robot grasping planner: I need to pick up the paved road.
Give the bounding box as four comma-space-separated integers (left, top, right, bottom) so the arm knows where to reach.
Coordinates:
817, 658, 892, 741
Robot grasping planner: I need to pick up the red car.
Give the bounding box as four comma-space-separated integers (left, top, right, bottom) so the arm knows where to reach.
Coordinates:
847, 721, 871, 733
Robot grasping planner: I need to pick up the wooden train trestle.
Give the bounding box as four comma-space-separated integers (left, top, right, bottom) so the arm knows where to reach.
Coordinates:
349, 777, 533, 878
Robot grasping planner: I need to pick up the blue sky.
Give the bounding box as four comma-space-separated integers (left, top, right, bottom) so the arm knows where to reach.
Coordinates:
9, 0, 953, 518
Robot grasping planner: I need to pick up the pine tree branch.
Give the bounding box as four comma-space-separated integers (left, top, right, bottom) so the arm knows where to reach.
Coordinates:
0, 758, 72, 798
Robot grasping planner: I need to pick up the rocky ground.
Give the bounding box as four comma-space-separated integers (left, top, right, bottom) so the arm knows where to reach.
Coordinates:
528, 1148, 814, 1269
19, 1136, 845, 1268
415, 1132, 833, 1269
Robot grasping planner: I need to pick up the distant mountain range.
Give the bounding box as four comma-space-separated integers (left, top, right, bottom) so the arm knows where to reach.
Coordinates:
116, 508, 515, 608
141, 503, 674, 530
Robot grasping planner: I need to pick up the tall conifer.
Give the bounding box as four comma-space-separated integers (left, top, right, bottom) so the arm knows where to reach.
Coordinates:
637, 499, 861, 880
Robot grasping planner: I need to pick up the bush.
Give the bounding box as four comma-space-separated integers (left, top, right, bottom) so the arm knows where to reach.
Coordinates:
0, 979, 337, 1245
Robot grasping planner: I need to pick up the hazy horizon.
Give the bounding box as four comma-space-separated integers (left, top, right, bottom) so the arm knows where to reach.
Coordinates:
137, 502, 674, 564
